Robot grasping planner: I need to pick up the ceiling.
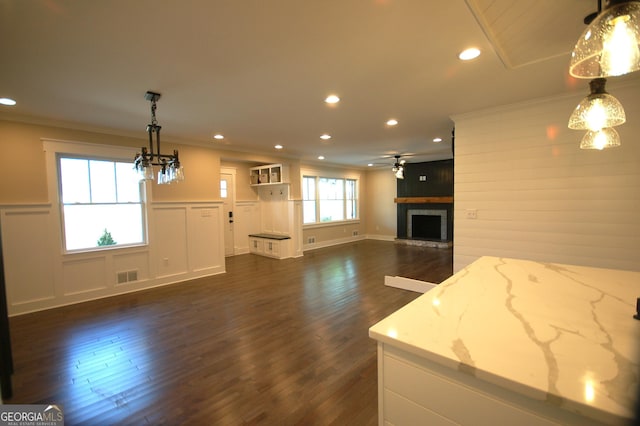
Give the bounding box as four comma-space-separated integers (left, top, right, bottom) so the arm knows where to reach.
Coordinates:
1, 0, 638, 168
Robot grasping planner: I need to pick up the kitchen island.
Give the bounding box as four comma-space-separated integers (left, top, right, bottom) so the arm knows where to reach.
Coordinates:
369, 256, 640, 425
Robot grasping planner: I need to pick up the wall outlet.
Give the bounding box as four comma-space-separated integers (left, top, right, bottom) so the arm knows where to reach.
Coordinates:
307, 236, 316, 244
352, 230, 359, 236
466, 209, 478, 219
419, 175, 427, 181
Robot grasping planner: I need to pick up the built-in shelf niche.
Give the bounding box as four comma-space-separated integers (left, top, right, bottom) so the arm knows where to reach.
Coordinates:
250, 164, 289, 186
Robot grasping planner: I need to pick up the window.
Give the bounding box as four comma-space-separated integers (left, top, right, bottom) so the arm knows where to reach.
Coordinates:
220, 179, 228, 198
303, 175, 358, 224
302, 176, 316, 223
58, 156, 146, 251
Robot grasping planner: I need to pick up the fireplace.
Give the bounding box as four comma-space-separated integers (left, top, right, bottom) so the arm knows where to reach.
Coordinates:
394, 159, 454, 246
407, 209, 447, 240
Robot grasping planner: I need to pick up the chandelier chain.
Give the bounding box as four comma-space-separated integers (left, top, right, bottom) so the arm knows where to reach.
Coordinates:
150, 99, 158, 127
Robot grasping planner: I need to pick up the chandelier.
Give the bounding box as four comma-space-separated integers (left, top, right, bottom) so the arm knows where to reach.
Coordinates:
134, 91, 184, 184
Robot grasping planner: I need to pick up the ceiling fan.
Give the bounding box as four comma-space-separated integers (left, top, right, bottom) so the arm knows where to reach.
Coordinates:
392, 155, 406, 179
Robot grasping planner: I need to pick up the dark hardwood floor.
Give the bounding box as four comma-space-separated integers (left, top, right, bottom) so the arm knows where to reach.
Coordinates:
6, 240, 452, 425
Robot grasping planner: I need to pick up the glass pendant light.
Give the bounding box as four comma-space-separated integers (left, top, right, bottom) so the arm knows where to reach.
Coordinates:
568, 78, 626, 130
570, 0, 640, 78
580, 127, 621, 149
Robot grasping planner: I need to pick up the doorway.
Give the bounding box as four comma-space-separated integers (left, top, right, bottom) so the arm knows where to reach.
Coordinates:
220, 169, 235, 257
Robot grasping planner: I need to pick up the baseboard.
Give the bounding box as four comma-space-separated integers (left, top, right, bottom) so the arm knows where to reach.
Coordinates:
365, 234, 396, 242
384, 276, 438, 293
303, 235, 366, 252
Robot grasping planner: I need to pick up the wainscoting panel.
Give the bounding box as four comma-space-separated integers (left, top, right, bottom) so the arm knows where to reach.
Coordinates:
188, 205, 224, 273
1, 201, 226, 316
113, 250, 150, 285
1, 208, 56, 307
151, 206, 189, 279
62, 256, 107, 296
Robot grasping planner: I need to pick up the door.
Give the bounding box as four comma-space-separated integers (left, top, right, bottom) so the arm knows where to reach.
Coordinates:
220, 171, 235, 257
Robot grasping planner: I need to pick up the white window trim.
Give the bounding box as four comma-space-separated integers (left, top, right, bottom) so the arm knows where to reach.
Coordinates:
43, 139, 149, 254
301, 168, 360, 227
304, 219, 361, 230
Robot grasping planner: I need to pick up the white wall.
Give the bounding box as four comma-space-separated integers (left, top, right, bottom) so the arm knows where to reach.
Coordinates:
453, 79, 640, 273
364, 168, 398, 240
0, 139, 226, 316
1, 202, 226, 316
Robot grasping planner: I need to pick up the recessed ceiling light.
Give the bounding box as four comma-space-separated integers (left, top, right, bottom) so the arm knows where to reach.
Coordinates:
318, 155, 325, 160
274, 144, 283, 150
325, 95, 340, 104
367, 163, 374, 167
386, 119, 398, 126
0, 98, 16, 106
320, 134, 332, 140
433, 137, 443, 143
213, 134, 224, 140
458, 47, 481, 61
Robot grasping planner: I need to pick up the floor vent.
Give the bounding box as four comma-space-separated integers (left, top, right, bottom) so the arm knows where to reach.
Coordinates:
117, 270, 138, 284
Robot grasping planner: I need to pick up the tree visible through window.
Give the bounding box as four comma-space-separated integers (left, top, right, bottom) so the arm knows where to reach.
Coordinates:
59, 156, 145, 251
303, 175, 357, 224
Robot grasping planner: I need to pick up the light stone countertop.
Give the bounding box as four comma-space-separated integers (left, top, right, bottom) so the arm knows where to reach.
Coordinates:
369, 256, 640, 424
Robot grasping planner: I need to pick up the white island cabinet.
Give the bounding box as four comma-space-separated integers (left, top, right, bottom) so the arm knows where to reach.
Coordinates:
369, 256, 640, 426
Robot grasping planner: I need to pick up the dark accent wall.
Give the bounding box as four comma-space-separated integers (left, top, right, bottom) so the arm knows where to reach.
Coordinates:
397, 159, 453, 197
397, 159, 454, 240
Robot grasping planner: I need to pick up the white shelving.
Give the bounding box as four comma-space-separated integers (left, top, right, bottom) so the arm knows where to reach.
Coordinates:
247, 163, 301, 259
248, 234, 291, 259
250, 164, 289, 186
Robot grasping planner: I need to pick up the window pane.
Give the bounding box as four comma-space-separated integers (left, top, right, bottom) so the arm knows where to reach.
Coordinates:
60, 158, 90, 203
220, 180, 228, 198
59, 155, 146, 252
319, 178, 344, 222
346, 179, 355, 199
302, 177, 315, 200
63, 204, 144, 251
302, 177, 317, 223
320, 199, 344, 222
116, 162, 141, 202
346, 199, 356, 219
319, 178, 344, 200
303, 200, 316, 223
90, 160, 117, 203
346, 179, 357, 219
